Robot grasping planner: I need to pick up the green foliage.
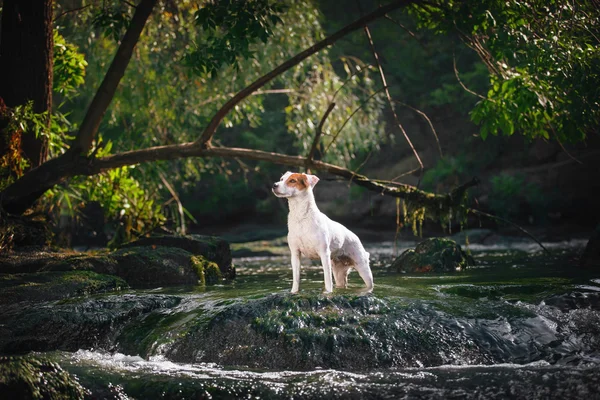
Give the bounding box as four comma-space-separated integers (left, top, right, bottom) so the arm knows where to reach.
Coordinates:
45, 141, 165, 247
50, 0, 386, 229
488, 173, 548, 221
422, 155, 470, 192
53, 31, 88, 97
414, 0, 600, 142
91, 5, 131, 42
185, 0, 287, 76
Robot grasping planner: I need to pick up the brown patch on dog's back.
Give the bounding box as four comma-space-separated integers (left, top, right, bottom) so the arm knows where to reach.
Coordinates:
285, 173, 308, 190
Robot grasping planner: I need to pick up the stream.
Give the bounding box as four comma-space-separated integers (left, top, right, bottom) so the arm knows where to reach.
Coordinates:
8, 238, 600, 399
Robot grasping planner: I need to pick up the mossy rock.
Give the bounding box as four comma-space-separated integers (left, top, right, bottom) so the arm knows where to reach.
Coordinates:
0, 271, 127, 305
120, 234, 234, 279
191, 255, 222, 285
0, 294, 181, 354
0, 356, 88, 399
95, 246, 206, 288
391, 237, 474, 273
167, 293, 490, 371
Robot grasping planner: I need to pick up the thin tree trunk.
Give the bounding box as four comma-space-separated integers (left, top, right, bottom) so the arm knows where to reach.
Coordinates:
0, 0, 53, 167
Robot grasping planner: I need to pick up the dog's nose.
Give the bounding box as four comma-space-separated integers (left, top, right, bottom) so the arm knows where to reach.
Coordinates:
272, 182, 278, 188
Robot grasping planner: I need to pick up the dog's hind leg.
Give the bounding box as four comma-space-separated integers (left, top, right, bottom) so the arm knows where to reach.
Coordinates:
354, 252, 374, 292
332, 260, 351, 288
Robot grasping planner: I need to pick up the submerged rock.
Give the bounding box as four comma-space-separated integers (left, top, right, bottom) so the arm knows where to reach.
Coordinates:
391, 237, 473, 273
0, 356, 88, 399
120, 234, 235, 279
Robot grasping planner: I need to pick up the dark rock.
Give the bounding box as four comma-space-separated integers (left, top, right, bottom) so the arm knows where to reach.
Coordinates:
391, 237, 473, 273
96, 246, 204, 288
580, 224, 600, 268
166, 293, 490, 371
0, 271, 127, 305
0, 294, 181, 354
0, 356, 88, 399
0, 245, 224, 289
120, 234, 235, 279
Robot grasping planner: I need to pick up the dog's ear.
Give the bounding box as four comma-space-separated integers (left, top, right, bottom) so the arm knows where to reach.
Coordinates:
304, 174, 320, 188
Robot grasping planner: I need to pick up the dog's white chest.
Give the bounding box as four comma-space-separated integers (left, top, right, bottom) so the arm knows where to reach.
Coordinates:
288, 216, 324, 259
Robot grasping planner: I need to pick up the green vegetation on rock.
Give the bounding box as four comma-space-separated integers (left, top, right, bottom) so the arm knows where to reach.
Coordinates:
391, 237, 474, 273
191, 256, 222, 285
0, 356, 88, 400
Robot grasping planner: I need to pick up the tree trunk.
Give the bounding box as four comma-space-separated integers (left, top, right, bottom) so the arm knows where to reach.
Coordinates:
0, 0, 53, 168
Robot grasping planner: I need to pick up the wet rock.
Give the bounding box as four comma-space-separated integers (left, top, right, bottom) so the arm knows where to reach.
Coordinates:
0, 271, 127, 305
0, 246, 223, 289
0, 294, 181, 354
580, 224, 600, 268
94, 246, 206, 288
120, 234, 235, 279
391, 237, 473, 273
167, 294, 490, 371
0, 356, 88, 399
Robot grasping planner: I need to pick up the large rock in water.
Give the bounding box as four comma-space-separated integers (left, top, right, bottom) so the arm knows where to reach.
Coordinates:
0, 356, 88, 399
120, 234, 234, 279
391, 237, 473, 273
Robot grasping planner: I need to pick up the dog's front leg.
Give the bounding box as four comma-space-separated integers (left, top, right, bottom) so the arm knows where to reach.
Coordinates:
319, 249, 334, 293
290, 247, 301, 293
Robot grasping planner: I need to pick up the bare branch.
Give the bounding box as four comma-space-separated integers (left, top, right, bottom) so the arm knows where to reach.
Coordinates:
196, 0, 419, 148
393, 99, 443, 158
384, 15, 428, 51
158, 171, 185, 235
363, 24, 424, 182
469, 209, 551, 256
55, 4, 92, 20
324, 86, 387, 155
331, 62, 373, 100
452, 51, 488, 100
72, 0, 157, 155
307, 102, 336, 168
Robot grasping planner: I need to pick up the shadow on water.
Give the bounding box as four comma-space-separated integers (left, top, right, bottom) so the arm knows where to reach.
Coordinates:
9, 238, 600, 398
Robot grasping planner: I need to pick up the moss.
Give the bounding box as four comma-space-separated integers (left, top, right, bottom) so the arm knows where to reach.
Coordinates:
0, 356, 88, 399
0, 270, 127, 305
191, 255, 222, 285
391, 237, 474, 273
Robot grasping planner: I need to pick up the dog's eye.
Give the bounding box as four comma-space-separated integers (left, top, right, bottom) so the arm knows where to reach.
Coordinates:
289, 179, 296, 183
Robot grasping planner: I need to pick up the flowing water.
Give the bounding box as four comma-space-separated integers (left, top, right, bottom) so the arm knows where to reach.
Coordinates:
17, 238, 600, 399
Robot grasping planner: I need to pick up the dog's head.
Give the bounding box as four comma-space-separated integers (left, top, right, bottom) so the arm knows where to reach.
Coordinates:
272, 171, 319, 198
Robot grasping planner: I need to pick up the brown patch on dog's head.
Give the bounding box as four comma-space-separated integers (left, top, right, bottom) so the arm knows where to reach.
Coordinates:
285, 173, 308, 191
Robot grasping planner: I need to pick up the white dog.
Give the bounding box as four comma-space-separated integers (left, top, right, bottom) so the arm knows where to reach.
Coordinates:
272, 171, 374, 293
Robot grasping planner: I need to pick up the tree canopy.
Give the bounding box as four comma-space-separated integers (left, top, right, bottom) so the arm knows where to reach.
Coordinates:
1, 0, 598, 243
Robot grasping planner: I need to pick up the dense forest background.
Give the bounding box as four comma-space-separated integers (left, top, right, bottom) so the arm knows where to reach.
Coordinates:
1, 0, 598, 248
